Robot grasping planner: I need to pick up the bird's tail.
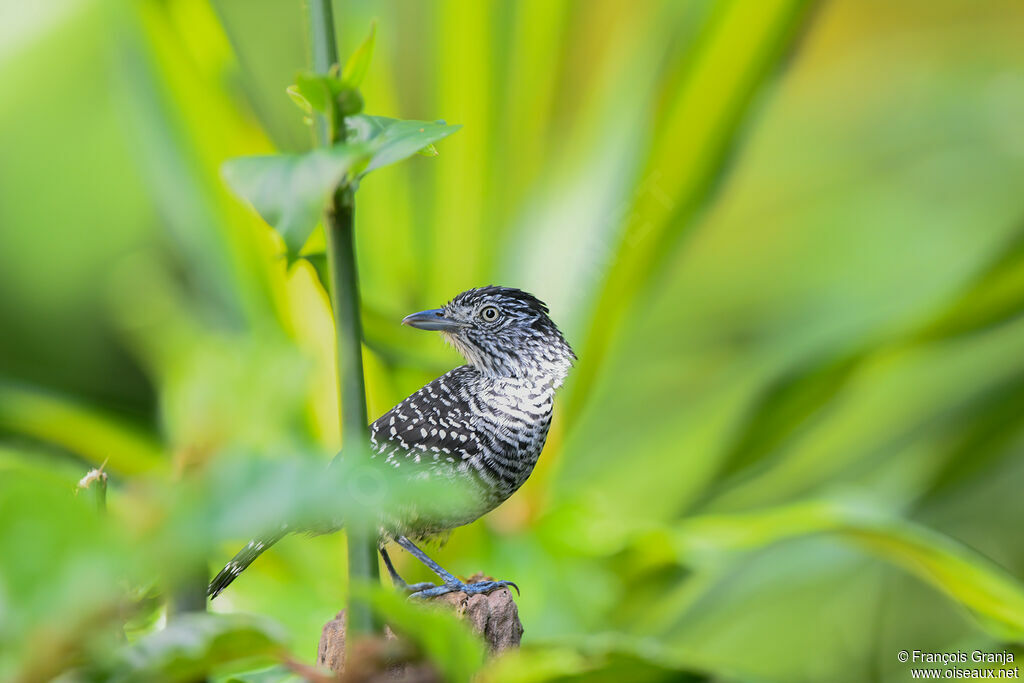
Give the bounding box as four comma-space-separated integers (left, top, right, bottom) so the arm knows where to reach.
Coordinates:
208, 527, 289, 599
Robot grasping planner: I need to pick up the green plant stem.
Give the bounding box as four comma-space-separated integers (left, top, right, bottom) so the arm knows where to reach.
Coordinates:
307, 0, 381, 640
308, 0, 338, 144
93, 470, 107, 514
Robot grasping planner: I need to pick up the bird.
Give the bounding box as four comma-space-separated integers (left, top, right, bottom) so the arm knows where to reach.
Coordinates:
208, 285, 575, 600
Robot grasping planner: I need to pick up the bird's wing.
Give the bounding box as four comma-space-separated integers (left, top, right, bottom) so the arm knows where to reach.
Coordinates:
368, 367, 483, 469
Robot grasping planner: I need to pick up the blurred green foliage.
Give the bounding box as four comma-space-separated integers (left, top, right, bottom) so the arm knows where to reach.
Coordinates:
2, 0, 1024, 681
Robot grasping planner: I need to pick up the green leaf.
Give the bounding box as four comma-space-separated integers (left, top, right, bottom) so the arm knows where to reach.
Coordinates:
346, 115, 461, 177
284, 85, 311, 115
565, 0, 817, 431
341, 22, 377, 88
107, 613, 287, 681
666, 499, 1024, 641
291, 72, 364, 136
216, 664, 306, 683
335, 87, 364, 117
0, 462, 132, 681
221, 144, 369, 259
417, 144, 439, 157
292, 72, 337, 135
482, 641, 708, 683
0, 382, 165, 475
235, 117, 456, 255
292, 73, 331, 115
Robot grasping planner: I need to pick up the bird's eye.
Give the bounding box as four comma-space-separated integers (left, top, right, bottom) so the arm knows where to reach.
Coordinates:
480, 305, 500, 322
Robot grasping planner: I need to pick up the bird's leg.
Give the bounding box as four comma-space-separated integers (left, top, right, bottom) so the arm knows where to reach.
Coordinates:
394, 536, 458, 583
395, 535, 519, 599
378, 546, 435, 593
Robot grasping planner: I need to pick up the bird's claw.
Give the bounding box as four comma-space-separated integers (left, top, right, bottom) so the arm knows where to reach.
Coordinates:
407, 579, 519, 600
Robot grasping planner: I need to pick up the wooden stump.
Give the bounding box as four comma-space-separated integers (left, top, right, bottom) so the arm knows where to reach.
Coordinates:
317, 582, 523, 678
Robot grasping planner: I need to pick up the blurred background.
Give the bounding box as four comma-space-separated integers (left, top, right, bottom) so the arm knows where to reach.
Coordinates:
2, 0, 1024, 680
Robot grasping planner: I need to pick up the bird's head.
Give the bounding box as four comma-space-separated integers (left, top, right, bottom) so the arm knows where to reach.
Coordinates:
402, 286, 576, 385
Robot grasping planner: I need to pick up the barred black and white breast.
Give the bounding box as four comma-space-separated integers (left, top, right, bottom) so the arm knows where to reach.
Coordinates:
369, 366, 556, 533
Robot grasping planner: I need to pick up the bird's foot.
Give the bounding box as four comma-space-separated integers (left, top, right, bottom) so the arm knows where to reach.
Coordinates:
408, 578, 519, 600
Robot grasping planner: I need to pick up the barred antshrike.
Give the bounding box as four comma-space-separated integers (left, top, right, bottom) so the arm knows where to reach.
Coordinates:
209, 286, 575, 599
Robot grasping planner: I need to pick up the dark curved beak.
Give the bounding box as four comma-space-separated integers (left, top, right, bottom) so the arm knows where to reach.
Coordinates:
402, 308, 462, 332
